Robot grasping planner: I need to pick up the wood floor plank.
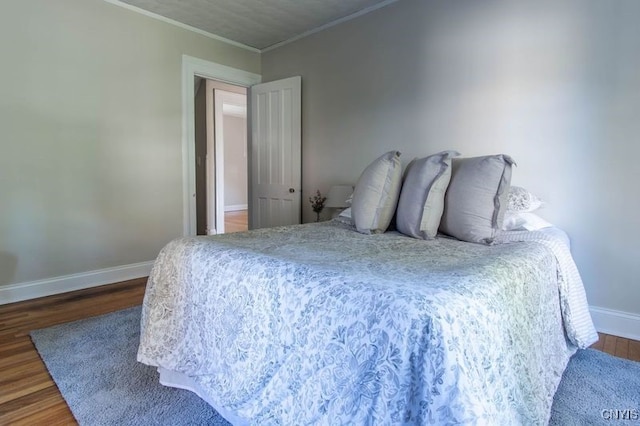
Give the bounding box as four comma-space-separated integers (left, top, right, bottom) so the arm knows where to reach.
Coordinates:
629, 339, 640, 362
0, 338, 37, 367
590, 333, 605, 351
0, 386, 72, 425
0, 358, 46, 383
10, 404, 74, 426
0, 371, 54, 405
0, 275, 638, 423
603, 334, 618, 356
615, 337, 630, 359
225, 210, 248, 233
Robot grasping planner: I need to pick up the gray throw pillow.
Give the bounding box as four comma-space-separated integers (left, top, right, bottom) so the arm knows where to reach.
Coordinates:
351, 151, 402, 234
439, 154, 516, 244
396, 151, 460, 239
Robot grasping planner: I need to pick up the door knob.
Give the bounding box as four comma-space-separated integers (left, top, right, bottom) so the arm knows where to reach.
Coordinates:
289, 188, 295, 193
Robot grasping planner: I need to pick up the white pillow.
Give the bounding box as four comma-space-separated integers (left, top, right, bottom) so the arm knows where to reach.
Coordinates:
333, 207, 353, 225
351, 151, 402, 234
396, 151, 460, 239
439, 154, 516, 244
338, 207, 352, 218
502, 211, 552, 231
508, 186, 544, 212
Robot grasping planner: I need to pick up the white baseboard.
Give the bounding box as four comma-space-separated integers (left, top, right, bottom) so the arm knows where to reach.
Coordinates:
225, 204, 248, 212
0, 261, 154, 305
590, 306, 640, 341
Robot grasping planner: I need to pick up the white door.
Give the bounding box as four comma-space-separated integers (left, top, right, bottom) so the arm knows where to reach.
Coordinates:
250, 76, 302, 229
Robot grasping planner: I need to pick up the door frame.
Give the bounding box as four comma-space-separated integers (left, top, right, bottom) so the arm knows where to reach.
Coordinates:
181, 55, 260, 236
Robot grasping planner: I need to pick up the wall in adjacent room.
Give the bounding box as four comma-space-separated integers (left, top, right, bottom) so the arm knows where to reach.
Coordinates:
0, 0, 259, 297
262, 0, 640, 320
223, 115, 248, 209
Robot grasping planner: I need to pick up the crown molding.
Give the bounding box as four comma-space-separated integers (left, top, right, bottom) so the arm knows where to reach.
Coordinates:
103, 0, 399, 55
102, 0, 260, 53
261, 0, 400, 53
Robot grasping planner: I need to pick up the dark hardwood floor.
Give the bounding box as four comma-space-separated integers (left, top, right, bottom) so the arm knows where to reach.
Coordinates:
0, 279, 147, 425
0, 277, 638, 424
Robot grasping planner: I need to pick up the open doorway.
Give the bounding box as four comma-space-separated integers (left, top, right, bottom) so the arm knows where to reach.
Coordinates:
194, 77, 248, 235
182, 56, 300, 236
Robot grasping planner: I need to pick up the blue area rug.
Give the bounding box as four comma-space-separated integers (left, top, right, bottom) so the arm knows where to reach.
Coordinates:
31, 306, 228, 426
550, 346, 640, 425
31, 306, 640, 425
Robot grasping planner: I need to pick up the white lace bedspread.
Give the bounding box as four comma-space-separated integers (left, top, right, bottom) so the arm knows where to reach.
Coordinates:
138, 221, 595, 425
496, 228, 598, 349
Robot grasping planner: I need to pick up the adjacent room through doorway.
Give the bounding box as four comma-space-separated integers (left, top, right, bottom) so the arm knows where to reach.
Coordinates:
193, 77, 248, 235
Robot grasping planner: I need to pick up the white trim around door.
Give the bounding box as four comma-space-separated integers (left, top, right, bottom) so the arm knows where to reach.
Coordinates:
181, 55, 260, 236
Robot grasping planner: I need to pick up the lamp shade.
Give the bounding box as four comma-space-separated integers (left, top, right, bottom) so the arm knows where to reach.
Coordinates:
325, 185, 354, 208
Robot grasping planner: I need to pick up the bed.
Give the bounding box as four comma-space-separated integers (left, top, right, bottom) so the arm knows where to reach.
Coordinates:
137, 219, 597, 425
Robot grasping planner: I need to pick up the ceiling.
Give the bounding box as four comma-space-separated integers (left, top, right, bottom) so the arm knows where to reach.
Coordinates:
118, 0, 395, 50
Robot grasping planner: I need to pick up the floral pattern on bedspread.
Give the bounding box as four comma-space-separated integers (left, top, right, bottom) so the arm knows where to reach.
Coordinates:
138, 221, 580, 425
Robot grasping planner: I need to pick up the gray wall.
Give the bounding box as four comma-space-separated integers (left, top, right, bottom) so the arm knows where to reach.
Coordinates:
262, 0, 640, 316
223, 115, 249, 208
0, 0, 259, 288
